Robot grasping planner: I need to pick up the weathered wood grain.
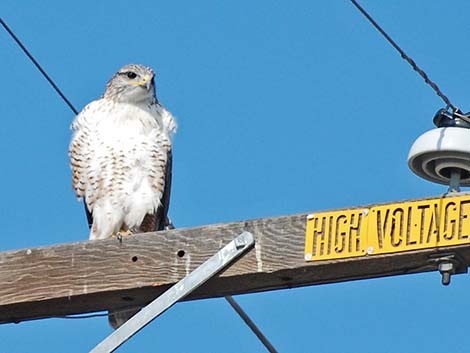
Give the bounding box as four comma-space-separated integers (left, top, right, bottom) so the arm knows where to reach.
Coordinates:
0, 205, 469, 324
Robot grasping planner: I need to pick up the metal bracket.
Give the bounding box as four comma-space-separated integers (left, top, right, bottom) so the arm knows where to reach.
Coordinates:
89, 231, 255, 353
427, 253, 468, 286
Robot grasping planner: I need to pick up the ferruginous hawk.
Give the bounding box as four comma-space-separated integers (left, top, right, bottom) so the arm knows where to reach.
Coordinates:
69, 64, 176, 240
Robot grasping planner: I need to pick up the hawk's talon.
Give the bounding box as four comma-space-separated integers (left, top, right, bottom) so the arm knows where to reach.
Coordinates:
114, 230, 133, 243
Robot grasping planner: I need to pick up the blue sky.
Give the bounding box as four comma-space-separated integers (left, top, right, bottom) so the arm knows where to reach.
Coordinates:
2, 1, 470, 352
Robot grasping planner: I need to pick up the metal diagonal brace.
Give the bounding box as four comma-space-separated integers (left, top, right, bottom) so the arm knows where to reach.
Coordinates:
89, 231, 255, 353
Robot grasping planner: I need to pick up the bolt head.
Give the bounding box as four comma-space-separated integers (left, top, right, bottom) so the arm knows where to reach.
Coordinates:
235, 237, 247, 249
438, 262, 454, 273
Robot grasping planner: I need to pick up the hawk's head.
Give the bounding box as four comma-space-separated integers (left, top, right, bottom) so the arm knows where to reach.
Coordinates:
103, 64, 157, 103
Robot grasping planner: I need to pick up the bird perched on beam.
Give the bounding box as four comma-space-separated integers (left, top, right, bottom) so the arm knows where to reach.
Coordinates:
69, 64, 177, 327
69, 64, 176, 240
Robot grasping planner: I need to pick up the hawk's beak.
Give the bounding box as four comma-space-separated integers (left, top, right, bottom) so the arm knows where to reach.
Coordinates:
131, 75, 152, 90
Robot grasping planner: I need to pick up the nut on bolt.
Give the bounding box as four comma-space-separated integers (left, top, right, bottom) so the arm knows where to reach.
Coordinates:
438, 261, 455, 286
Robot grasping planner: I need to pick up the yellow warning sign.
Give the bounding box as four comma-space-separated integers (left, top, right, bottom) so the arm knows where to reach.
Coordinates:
305, 195, 470, 261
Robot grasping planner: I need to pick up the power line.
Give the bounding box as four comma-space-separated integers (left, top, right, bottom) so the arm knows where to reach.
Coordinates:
225, 296, 279, 353
57, 306, 138, 320
349, 0, 457, 112
58, 312, 108, 320
0, 17, 78, 115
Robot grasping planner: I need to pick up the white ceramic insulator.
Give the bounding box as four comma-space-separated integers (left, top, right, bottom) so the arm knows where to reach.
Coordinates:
408, 127, 470, 186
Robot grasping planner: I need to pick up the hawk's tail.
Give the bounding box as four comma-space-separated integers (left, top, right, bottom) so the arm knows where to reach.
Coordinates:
108, 307, 141, 329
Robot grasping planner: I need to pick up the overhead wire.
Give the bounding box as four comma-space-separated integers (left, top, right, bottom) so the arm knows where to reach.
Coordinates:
57, 312, 109, 320
0, 17, 78, 115
349, 0, 458, 112
225, 296, 279, 353
0, 16, 279, 353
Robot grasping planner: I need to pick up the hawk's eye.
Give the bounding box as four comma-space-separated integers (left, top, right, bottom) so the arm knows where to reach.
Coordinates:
126, 72, 137, 79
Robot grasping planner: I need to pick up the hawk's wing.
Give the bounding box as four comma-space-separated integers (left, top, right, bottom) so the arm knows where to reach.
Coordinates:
158, 149, 173, 229
140, 103, 176, 232
84, 201, 93, 229
138, 149, 172, 232
69, 101, 101, 230
151, 104, 177, 231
